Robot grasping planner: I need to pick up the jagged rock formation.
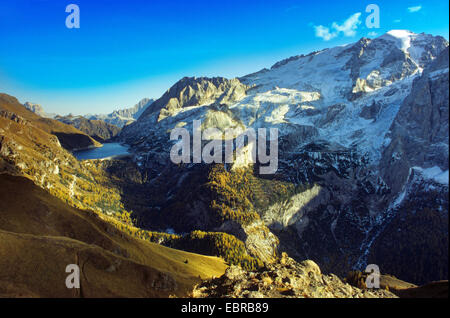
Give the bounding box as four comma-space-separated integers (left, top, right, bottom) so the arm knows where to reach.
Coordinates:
87, 98, 154, 128
23, 102, 55, 118
112, 98, 154, 119
138, 77, 248, 122
193, 253, 396, 298
55, 114, 121, 142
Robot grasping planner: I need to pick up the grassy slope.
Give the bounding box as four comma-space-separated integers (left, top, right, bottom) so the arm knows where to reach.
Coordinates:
0, 93, 101, 149
0, 174, 227, 297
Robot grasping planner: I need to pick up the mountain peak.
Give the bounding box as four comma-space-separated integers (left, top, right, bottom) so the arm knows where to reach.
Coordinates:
385, 29, 415, 38
86, 98, 155, 128
377, 30, 417, 52
137, 76, 248, 121
378, 30, 448, 53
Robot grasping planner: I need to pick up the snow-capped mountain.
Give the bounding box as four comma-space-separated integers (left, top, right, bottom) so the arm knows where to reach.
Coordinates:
119, 30, 449, 284
124, 31, 447, 162
87, 98, 155, 128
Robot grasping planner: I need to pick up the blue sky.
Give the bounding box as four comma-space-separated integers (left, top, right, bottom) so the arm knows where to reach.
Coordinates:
0, 0, 448, 115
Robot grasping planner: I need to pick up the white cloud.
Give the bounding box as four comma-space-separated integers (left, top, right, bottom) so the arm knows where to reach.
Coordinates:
393, 19, 402, 23
314, 12, 362, 41
408, 5, 422, 13
368, 31, 378, 37
332, 13, 362, 37
314, 25, 337, 41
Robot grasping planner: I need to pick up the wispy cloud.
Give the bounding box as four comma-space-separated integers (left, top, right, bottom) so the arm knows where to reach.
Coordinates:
393, 19, 402, 23
368, 31, 378, 37
314, 13, 362, 41
408, 5, 422, 13
332, 13, 362, 37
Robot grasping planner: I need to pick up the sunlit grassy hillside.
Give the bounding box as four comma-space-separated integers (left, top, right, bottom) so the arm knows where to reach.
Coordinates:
0, 174, 227, 297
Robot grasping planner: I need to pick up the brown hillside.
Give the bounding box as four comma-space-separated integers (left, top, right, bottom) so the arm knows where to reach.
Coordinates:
0, 93, 100, 150
0, 173, 227, 297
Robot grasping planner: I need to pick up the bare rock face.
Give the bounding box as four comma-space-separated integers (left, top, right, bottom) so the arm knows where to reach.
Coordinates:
87, 98, 155, 128
110, 98, 154, 120
241, 220, 280, 264
318, 104, 346, 126
359, 100, 382, 121
24, 102, 44, 115
341, 37, 415, 100
366, 47, 449, 285
139, 77, 248, 121
192, 253, 396, 298
380, 47, 449, 195
23, 102, 51, 118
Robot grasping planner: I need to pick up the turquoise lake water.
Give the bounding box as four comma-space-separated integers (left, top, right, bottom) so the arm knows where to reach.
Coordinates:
73, 143, 131, 160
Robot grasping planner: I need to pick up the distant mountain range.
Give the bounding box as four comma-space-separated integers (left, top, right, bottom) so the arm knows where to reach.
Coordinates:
2, 94, 100, 151
54, 114, 121, 143
86, 98, 155, 128
23, 98, 155, 142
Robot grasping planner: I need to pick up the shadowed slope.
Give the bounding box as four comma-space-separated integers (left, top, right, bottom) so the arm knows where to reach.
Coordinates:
0, 174, 227, 297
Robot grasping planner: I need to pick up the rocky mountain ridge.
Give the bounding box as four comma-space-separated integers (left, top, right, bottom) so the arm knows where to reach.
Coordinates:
88, 98, 155, 128
118, 30, 449, 284
55, 114, 121, 143
23, 98, 155, 129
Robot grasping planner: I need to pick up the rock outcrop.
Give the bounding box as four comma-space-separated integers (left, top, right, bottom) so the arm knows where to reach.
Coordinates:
23, 102, 53, 118
138, 77, 248, 121
193, 253, 396, 298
